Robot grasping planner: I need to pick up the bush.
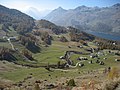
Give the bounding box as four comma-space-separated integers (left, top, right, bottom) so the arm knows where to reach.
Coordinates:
34, 84, 40, 90
67, 79, 76, 86
22, 49, 34, 60
60, 36, 68, 42
108, 67, 119, 80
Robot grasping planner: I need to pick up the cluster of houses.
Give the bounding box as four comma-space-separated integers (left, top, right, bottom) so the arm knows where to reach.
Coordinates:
58, 44, 120, 68
3, 36, 17, 41
77, 57, 88, 60
77, 56, 105, 66
115, 59, 120, 62
59, 50, 120, 68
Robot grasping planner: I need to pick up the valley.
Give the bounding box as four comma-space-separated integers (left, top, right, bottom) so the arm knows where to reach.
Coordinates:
0, 32, 120, 90
0, 4, 120, 90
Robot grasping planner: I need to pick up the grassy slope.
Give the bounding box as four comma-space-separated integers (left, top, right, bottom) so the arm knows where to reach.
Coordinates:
0, 34, 120, 83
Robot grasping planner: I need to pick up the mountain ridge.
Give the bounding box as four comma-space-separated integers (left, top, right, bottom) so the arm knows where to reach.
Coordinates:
0, 4, 35, 34
44, 3, 120, 35
24, 7, 51, 20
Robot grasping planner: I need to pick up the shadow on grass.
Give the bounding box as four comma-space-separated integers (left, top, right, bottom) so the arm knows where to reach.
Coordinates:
26, 45, 41, 53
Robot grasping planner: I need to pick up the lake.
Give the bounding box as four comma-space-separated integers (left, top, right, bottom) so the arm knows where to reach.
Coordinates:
86, 31, 120, 41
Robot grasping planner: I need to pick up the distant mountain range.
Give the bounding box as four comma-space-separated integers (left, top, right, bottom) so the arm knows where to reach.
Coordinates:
0, 4, 120, 41
44, 3, 120, 35
25, 7, 51, 20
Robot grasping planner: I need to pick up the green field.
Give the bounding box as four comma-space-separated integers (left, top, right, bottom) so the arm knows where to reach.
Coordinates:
0, 36, 120, 84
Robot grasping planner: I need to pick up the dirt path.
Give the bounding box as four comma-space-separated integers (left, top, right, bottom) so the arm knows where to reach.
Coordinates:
7, 38, 15, 50
53, 68, 78, 72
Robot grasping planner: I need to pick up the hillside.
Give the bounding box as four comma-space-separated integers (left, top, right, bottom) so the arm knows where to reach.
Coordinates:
35, 19, 67, 34
0, 11, 97, 67
0, 32, 120, 90
0, 4, 35, 35
44, 7, 67, 21
44, 3, 120, 35
0, 4, 120, 90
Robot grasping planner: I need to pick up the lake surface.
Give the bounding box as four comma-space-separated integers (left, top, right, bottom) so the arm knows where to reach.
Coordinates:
86, 31, 120, 41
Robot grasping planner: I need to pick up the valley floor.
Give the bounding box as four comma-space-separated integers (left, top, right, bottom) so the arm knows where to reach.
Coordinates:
0, 35, 120, 90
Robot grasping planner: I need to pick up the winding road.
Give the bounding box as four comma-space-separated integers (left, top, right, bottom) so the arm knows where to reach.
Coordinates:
69, 61, 85, 68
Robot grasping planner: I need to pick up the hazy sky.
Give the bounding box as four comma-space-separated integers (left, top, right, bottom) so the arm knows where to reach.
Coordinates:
0, 0, 120, 11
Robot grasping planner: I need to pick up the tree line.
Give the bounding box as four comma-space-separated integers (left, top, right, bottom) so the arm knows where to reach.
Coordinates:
32, 30, 53, 45
36, 19, 67, 34
18, 34, 40, 53
68, 26, 95, 42
0, 47, 17, 61
95, 38, 120, 50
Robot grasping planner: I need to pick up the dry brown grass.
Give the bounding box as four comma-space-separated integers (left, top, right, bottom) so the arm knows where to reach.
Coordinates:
102, 78, 120, 90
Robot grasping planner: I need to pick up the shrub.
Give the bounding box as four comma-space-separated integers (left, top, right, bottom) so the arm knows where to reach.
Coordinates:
67, 79, 76, 86
34, 84, 40, 90
108, 67, 119, 80
22, 49, 34, 60
60, 36, 68, 42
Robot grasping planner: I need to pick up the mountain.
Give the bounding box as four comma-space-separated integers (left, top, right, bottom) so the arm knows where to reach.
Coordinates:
35, 19, 67, 34
44, 7, 67, 21
25, 7, 51, 20
0, 4, 35, 34
44, 3, 120, 35
25, 7, 42, 20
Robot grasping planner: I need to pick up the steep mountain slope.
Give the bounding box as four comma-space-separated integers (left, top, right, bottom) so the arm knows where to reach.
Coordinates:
0, 4, 35, 34
35, 19, 67, 34
44, 3, 120, 35
45, 7, 67, 21
25, 7, 42, 20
